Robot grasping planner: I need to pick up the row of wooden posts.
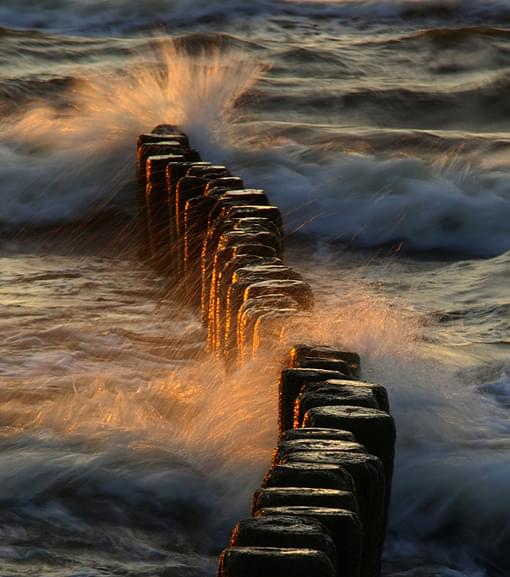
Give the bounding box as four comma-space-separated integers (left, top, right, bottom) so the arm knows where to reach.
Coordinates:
136, 125, 396, 577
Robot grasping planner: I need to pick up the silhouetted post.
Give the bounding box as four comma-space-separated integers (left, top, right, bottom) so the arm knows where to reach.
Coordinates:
280, 450, 386, 577
294, 384, 382, 428
255, 506, 362, 577
218, 546, 335, 577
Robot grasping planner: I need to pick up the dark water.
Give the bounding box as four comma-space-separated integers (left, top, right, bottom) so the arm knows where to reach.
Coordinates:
0, 1, 509, 576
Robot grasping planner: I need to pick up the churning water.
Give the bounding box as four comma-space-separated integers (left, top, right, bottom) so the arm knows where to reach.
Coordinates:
0, 2, 509, 575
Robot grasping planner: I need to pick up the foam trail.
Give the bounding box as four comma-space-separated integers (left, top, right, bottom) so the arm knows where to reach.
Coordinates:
2, 355, 280, 556
0, 249, 283, 572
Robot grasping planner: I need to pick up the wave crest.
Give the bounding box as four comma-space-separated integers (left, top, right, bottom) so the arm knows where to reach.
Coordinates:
0, 39, 264, 226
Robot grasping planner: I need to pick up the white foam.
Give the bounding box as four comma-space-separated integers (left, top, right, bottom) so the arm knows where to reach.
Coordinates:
2, 36, 509, 256
0, 41, 263, 226
217, 143, 510, 256
300, 279, 510, 575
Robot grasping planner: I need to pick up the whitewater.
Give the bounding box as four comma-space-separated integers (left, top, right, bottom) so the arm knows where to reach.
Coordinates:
0, 1, 509, 576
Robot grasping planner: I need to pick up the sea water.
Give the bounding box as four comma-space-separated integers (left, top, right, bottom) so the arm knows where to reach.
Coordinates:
0, 1, 509, 575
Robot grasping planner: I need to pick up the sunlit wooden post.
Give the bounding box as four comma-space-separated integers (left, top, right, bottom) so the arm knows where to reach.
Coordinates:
136, 130, 200, 268
200, 190, 271, 322
145, 154, 184, 270
251, 487, 358, 516
278, 368, 350, 436
237, 294, 298, 365
280, 449, 386, 577
180, 165, 231, 303
255, 506, 363, 577
224, 266, 301, 367
218, 546, 336, 577
210, 253, 278, 355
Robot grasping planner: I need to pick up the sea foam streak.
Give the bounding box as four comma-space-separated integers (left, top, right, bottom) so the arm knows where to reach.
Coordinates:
3, 250, 510, 575
0, 252, 281, 566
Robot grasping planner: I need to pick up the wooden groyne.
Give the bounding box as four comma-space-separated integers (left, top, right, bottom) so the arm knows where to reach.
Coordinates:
136, 125, 396, 577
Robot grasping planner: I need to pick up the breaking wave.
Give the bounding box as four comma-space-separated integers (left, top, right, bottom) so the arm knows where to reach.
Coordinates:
0, 39, 264, 227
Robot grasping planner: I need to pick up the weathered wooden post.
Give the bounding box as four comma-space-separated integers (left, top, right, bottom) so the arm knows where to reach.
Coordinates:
135, 127, 397, 577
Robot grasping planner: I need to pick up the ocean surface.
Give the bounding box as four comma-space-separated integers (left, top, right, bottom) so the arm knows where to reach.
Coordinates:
0, 1, 509, 576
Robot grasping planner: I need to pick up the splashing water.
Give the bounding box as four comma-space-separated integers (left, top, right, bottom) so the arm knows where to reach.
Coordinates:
1, 241, 508, 576
282, 258, 510, 576
0, 39, 265, 226
2, 35, 509, 257
1, 23, 509, 576
0, 250, 283, 574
